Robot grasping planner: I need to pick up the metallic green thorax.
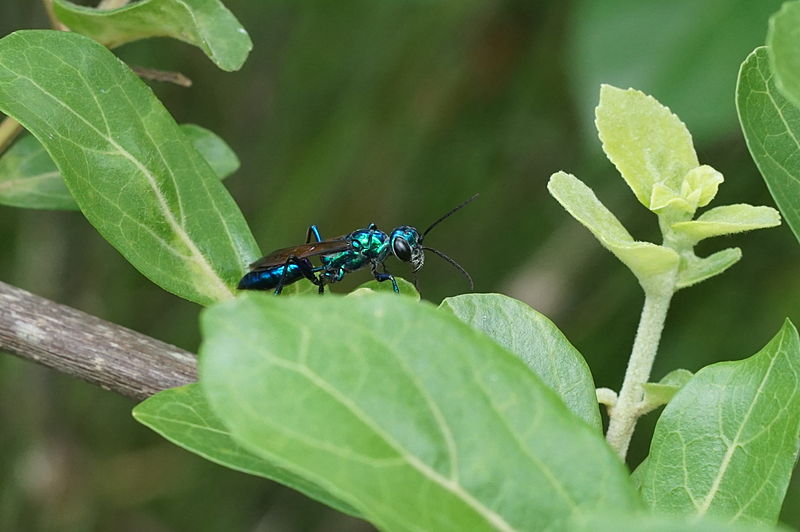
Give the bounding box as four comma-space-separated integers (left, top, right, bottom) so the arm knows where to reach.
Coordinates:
320, 226, 391, 283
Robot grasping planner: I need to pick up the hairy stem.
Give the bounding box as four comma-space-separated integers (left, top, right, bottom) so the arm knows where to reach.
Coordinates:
605, 288, 673, 459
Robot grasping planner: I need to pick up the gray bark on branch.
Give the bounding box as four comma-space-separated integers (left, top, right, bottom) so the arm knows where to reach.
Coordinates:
0, 281, 197, 401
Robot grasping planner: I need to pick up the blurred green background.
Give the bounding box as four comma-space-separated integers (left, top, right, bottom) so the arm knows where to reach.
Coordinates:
2, 0, 799, 530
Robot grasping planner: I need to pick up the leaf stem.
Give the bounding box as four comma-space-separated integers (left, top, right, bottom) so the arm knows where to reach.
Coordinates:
0, 116, 23, 156
605, 287, 674, 459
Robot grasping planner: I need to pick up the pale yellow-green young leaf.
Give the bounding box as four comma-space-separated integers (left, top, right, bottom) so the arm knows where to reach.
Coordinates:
649, 183, 694, 213
681, 165, 723, 209
641, 369, 694, 414
548, 172, 679, 283
671, 204, 781, 243
649, 165, 724, 218
596, 84, 699, 209
676, 248, 742, 290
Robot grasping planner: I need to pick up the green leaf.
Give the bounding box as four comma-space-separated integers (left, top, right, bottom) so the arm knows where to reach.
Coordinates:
440, 293, 601, 431
133, 383, 361, 518
548, 171, 680, 284
176, 124, 240, 180
737, 47, 800, 245
640, 368, 694, 414
0, 31, 259, 305
672, 204, 781, 243
0, 124, 239, 210
569, 512, 788, 532
767, 1, 800, 108
595, 84, 699, 209
353, 276, 420, 300
0, 134, 78, 210
200, 294, 641, 531
676, 248, 742, 290
639, 320, 800, 525
52, 0, 252, 71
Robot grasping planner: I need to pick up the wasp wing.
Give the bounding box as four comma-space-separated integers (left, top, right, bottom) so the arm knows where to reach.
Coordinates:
248, 239, 351, 270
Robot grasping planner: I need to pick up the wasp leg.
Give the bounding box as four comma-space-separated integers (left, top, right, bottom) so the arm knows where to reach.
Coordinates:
305, 225, 323, 244
371, 261, 399, 293
274, 256, 322, 295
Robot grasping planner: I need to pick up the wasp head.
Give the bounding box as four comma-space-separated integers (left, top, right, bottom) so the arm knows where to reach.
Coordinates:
389, 226, 424, 271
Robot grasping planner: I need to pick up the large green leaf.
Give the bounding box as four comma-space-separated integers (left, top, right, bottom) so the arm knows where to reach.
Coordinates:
639, 320, 800, 525
200, 294, 641, 531
440, 293, 601, 431
569, 512, 788, 532
0, 31, 259, 305
0, 134, 76, 210
767, 1, 800, 109
0, 124, 239, 210
179, 124, 240, 181
737, 47, 800, 245
353, 276, 419, 299
53, 0, 252, 71
133, 383, 361, 518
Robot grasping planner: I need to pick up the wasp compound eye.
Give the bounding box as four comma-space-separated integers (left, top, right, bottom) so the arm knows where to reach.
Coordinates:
392, 237, 412, 262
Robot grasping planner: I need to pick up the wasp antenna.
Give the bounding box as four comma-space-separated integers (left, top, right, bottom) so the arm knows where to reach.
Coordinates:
421, 246, 474, 291
421, 193, 479, 240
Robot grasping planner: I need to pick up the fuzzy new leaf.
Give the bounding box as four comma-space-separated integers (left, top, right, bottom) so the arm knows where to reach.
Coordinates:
639, 320, 800, 525
676, 248, 742, 290
672, 204, 781, 244
53, 0, 251, 71
596, 84, 699, 209
548, 171, 679, 284
640, 368, 694, 414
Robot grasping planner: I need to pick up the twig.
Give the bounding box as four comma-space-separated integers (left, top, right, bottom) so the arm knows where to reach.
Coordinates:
131, 66, 193, 88
0, 116, 23, 156
0, 281, 197, 401
98, 0, 131, 9
41, 0, 68, 31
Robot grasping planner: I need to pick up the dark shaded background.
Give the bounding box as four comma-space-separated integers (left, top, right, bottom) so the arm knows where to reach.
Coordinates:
2, 1, 799, 530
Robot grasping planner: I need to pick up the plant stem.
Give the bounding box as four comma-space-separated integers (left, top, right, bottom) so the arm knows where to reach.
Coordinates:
0, 116, 23, 156
98, 0, 131, 9
0, 281, 196, 400
41, 0, 67, 31
605, 288, 674, 459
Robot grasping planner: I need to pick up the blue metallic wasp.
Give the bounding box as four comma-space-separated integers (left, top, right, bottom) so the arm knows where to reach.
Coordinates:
237, 194, 477, 295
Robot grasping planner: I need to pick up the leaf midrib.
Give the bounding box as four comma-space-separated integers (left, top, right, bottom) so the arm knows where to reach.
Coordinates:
695, 328, 787, 515
0, 42, 234, 302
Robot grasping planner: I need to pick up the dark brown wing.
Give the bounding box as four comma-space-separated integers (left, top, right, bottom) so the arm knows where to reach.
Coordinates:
248, 239, 351, 270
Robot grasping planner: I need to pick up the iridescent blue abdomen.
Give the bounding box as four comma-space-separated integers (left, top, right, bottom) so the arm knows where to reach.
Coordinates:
237, 259, 313, 290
